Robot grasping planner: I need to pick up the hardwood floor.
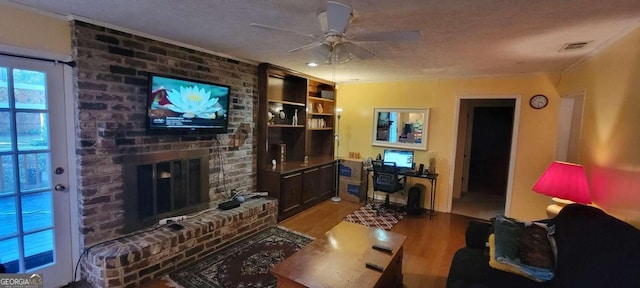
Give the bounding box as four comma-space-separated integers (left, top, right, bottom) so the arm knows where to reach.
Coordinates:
142, 199, 472, 288
280, 200, 472, 288
278, 199, 363, 238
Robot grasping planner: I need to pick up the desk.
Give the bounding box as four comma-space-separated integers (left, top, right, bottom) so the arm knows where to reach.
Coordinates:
270, 221, 407, 288
367, 169, 439, 219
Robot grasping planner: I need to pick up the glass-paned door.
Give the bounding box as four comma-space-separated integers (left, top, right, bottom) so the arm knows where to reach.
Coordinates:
0, 55, 71, 286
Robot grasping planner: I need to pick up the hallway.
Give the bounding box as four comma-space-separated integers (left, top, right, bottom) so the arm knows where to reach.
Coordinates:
451, 191, 505, 220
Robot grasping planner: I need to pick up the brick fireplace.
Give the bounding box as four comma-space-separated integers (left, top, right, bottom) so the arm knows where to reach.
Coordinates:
72, 20, 260, 284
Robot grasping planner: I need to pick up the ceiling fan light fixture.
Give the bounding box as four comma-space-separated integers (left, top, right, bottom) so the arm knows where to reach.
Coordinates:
333, 42, 351, 64
314, 43, 332, 58
311, 42, 333, 64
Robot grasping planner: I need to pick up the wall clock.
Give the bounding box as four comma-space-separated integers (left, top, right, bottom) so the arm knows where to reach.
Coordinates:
529, 94, 548, 109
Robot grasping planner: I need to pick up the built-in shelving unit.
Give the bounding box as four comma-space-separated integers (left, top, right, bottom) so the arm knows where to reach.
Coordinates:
257, 63, 337, 220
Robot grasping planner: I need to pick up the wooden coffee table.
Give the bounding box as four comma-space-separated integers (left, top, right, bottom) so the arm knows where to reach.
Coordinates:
270, 221, 407, 288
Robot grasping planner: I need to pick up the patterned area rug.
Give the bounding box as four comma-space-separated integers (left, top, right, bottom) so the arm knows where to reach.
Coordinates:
343, 204, 404, 230
170, 226, 313, 288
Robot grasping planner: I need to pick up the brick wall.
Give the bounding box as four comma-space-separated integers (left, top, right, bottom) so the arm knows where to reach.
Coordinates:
72, 21, 258, 246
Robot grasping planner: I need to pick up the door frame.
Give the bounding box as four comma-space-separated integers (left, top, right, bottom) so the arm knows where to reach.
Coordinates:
1, 45, 80, 283
556, 89, 585, 162
63, 63, 81, 282
448, 94, 521, 216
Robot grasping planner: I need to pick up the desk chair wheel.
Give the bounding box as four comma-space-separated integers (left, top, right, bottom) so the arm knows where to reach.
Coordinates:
371, 193, 401, 218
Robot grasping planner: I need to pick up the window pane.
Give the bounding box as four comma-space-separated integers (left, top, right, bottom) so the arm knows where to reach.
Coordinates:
13, 69, 47, 110
23, 229, 54, 270
188, 159, 201, 205
0, 154, 16, 195
0, 111, 12, 152
157, 162, 171, 214
0, 237, 19, 272
21, 192, 52, 232
16, 112, 49, 151
137, 164, 153, 219
0, 67, 8, 108
0, 196, 17, 237
173, 161, 186, 209
18, 153, 51, 191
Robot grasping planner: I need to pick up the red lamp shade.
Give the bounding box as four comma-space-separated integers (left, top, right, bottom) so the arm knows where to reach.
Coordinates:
532, 161, 591, 204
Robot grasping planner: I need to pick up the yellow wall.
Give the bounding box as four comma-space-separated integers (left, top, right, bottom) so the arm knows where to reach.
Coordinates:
558, 26, 640, 226
338, 74, 562, 220
0, 3, 71, 56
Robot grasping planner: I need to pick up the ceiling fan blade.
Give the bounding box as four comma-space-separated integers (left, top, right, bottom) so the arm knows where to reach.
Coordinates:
350, 30, 421, 42
342, 42, 374, 59
326, 1, 352, 33
250, 23, 318, 39
288, 42, 324, 53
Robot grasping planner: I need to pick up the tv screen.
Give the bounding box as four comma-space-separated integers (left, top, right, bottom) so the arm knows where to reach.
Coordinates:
147, 74, 230, 133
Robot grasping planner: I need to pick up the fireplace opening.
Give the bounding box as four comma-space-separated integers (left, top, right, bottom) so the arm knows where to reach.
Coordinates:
122, 149, 210, 233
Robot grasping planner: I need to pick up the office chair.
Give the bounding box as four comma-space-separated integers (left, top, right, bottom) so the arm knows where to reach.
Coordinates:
372, 160, 407, 216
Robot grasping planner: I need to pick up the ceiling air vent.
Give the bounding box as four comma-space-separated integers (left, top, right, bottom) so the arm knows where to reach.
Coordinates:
560, 41, 592, 52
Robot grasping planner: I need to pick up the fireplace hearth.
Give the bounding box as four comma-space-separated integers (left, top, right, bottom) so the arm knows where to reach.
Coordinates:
122, 149, 210, 232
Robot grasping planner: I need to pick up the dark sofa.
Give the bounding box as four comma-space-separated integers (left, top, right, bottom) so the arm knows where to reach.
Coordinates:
447, 204, 640, 288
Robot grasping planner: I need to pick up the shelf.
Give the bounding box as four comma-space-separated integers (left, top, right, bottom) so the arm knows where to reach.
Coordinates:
268, 99, 306, 107
266, 156, 336, 174
308, 96, 335, 103
268, 124, 306, 128
259, 63, 337, 222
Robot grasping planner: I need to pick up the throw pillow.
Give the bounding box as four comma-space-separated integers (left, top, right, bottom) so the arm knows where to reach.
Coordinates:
493, 215, 525, 260
519, 224, 554, 269
490, 215, 556, 282
488, 234, 533, 280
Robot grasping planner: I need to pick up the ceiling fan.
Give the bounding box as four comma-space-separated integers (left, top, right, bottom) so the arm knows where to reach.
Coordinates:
250, 1, 421, 64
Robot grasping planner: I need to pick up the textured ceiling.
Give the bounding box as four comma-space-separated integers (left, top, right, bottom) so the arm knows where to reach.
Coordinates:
7, 0, 640, 83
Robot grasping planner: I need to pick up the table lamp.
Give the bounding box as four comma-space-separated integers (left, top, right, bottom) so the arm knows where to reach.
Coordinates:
532, 161, 591, 217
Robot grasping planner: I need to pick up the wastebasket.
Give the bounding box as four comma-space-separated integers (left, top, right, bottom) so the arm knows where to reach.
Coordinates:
407, 184, 425, 215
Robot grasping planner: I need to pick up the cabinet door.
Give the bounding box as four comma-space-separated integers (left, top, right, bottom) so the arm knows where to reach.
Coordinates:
302, 168, 320, 205
281, 172, 302, 214
319, 163, 336, 199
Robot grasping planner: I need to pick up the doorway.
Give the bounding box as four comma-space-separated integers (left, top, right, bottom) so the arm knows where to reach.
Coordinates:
0, 55, 72, 286
451, 98, 518, 220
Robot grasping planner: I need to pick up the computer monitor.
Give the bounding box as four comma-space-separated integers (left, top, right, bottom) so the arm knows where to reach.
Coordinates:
383, 149, 414, 169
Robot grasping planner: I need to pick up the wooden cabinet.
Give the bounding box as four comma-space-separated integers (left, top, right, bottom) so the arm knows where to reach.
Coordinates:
260, 161, 335, 220
258, 63, 337, 220
302, 167, 320, 206
318, 163, 335, 199
281, 172, 303, 215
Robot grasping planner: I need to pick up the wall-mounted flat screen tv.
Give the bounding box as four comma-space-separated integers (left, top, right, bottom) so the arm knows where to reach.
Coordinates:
147, 74, 230, 134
